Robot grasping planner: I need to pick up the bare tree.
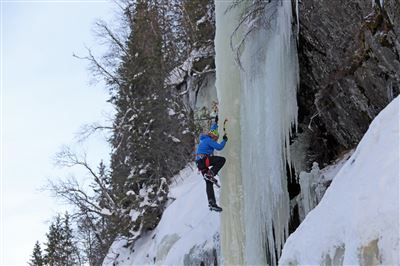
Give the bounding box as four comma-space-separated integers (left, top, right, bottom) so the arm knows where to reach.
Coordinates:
47, 147, 119, 264
53, 146, 117, 209
75, 122, 113, 143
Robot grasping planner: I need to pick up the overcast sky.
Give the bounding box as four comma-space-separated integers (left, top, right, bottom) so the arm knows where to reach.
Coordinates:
2, 1, 116, 264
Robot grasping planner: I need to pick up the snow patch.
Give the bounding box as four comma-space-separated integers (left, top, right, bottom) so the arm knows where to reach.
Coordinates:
103, 165, 220, 265
139, 169, 147, 175
167, 108, 176, 116
168, 134, 181, 143
101, 208, 112, 216
129, 209, 140, 221
126, 190, 135, 196
196, 15, 207, 26
165, 46, 213, 86
280, 97, 400, 265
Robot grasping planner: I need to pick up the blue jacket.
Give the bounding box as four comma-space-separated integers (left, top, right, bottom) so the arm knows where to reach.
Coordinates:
195, 134, 226, 161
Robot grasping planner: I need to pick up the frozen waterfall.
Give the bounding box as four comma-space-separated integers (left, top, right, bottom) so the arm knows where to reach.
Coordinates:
215, 1, 245, 265
215, 0, 299, 265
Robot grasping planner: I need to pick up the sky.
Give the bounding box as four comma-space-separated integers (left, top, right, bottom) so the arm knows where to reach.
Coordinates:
1, 1, 116, 264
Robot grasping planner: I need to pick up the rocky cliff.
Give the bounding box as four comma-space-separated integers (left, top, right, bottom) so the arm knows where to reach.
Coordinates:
298, 0, 399, 166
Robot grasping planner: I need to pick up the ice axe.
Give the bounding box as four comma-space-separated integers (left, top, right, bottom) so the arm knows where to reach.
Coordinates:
223, 118, 228, 138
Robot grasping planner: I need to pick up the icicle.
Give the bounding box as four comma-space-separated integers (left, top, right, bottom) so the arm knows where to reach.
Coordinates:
296, 0, 300, 38
299, 162, 320, 220
372, 0, 385, 8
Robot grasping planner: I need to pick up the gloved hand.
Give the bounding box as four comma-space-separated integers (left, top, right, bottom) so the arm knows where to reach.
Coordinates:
223, 134, 228, 141
215, 115, 219, 123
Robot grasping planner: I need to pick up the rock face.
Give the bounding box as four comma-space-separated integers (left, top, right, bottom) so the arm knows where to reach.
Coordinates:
298, 0, 400, 156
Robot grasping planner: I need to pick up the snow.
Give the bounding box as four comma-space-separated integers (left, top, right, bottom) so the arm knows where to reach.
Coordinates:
126, 190, 135, 196
318, 151, 353, 183
279, 96, 400, 265
103, 165, 220, 265
139, 169, 147, 175
168, 134, 181, 143
167, 108, 176, 116
139, 188, 147, 197
196, 15, 207, 26
101, 208, 112, 216
165, 46, 213, 86
129, 209, 140, 221
171, 137, 181, 143
133, 71, 144, 80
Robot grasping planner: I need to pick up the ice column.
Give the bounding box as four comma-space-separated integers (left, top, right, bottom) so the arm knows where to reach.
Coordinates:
215, 1, 245, 265
299, 162, 320, 220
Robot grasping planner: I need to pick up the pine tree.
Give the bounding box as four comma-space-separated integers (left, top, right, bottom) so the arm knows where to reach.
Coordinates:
29, 241, 44, 266
95, 160, 112, 209
181, 0, 215, 50
111, 0, 185, 197
61, 212, 81, 265
44, 215, 64, 265
108, 0, 192, 240
44, 213, 81, 266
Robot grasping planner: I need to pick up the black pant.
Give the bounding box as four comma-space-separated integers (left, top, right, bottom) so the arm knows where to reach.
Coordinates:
196, 156, 226, 203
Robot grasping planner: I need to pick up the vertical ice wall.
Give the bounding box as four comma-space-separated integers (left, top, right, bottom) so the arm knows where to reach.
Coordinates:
215, 0, 299, 265
215, 1, 245, 265
240, 1, 298, 264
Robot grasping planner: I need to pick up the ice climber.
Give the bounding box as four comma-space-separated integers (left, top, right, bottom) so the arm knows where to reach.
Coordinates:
195, 115, 228, 212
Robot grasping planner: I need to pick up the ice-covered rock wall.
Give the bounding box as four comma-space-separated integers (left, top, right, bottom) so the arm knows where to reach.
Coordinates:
167, 45, 218, 120
215, 0, 299, 264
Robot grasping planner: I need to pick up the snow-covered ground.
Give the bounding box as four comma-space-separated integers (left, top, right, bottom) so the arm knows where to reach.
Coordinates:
103, 165, 221, 265
280, 97, 400, 265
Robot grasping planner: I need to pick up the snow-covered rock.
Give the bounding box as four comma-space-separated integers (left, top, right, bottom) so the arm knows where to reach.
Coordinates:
279, 96, 400, 265
103, 165, 221, 265
165, 46, 214, 87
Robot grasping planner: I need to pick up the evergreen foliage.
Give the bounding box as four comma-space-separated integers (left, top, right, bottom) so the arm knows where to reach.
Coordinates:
106, 0, 195, 242
182, 0, 215, 49
44, 215, 64, 265
29, 241, 44, 266
43, 213, 81, 266
61, 213, 81, 265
